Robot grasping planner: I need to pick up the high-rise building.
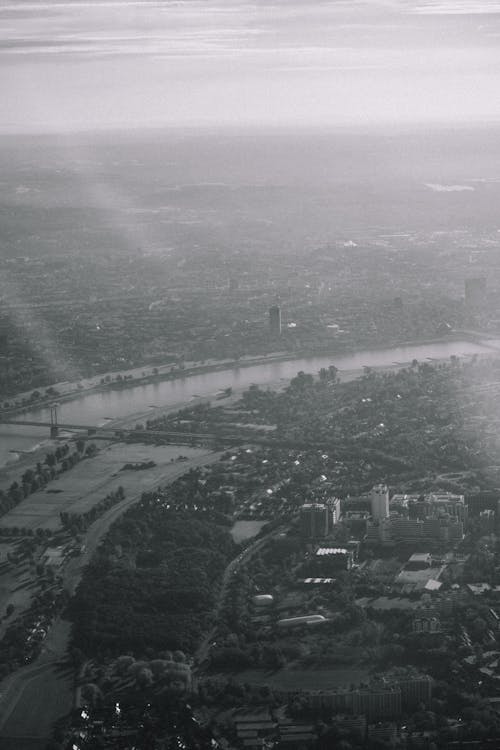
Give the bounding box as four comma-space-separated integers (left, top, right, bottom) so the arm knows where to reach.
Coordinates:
269, 305, 282, 336
371, 484, 389, 520
327, 497, 342, 526
300, 503, 329, 539
465, 277, 486, 309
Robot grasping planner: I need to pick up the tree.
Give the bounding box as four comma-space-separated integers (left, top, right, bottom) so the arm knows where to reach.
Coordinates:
116, 655, 135, 675
136, 667, 153, 687
70, 647, 86, 667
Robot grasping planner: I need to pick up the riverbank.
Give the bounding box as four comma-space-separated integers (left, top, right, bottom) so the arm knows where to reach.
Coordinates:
2, 329, 495, 422
1, 332, 499, 473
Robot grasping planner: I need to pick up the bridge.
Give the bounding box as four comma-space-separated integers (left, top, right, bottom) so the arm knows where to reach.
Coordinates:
1, 419, 100, 433
0, 415, 244, 447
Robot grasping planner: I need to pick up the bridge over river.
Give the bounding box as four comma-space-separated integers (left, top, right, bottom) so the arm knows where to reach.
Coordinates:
0, 418, 249, 448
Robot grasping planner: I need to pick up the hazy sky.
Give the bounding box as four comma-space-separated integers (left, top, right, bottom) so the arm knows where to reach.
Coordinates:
2, 0, 500, 133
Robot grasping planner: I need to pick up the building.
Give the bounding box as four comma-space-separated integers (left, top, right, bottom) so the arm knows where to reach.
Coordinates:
390, 494, 419, 513
366, 513, 464, 546
408, 492, 467, 523
334, 715, 367, 739
351, 687, 402, 720
327, 496, 342, 526
412, 616, 441, 634
396, 674, 433, 709
371, 484, 389, 520
407, 552, 432, 569
465, 277, 486, 309
428, 492, 467, 521
278, 721, 316, 747
277, 614, 327, 629
368, 722, 398, 745
342, 496, 372, 514
487, 608, 500, 631
234, 711, 275, 748
300, 503, 329, 539
315, 547, 353, 572
366, 517, 392, 545
269, 304, 282, 336
43, 546, 65, 570
343, 510, 370, 536
467, 491, 498, 516
480, 509, 496, 534
252, 594, 274, 607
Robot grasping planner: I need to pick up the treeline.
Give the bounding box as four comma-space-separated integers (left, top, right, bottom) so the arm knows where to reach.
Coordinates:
0, 441, 98, 522
60, 486, 125, 534
71, 508, 236, 659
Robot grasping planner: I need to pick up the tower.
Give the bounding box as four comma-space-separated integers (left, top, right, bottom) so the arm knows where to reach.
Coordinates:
465, 277, 486, 310
300, 503, 329, 539
371, 484, 389, 520
269, 305, 282, 336
50, 403, 59, 439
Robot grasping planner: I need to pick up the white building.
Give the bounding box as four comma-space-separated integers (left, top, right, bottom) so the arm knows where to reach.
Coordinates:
371, 484, 389, 520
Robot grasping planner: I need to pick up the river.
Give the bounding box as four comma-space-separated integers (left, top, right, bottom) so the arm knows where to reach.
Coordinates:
1, 338, 499, 467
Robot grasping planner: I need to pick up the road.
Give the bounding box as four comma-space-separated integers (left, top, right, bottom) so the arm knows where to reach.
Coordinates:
194, 523, 287, 670
0, 449, 222, 743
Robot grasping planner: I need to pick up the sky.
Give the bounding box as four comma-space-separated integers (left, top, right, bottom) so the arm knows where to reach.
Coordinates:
2, 0, 500, 133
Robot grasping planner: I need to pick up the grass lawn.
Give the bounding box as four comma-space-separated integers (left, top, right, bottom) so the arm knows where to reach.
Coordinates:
0, 443, 208, 531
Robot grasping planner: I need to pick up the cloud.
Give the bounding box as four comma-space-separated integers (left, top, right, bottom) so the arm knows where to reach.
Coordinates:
409, 0, 500, 13
425, 183, 475, 191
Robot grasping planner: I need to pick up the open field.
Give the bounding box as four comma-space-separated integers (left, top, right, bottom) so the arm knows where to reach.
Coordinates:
235, 667, 370, 691
0, 561, 38, 639
0, 662, 73, 740
0, 443, 209, 531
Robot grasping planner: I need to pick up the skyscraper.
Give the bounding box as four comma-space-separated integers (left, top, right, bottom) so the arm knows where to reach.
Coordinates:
300, 503, 329, 539
371, 484, 389, 520
269, 305, 282, 336
465, 277, 486, 309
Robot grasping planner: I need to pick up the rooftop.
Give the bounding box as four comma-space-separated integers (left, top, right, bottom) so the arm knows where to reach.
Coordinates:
316, 547, 348, 556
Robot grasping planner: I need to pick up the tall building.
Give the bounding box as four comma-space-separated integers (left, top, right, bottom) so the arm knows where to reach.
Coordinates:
269, 305, 282, 336
371, 484, 389, 520
327, 496, 342, 526
300, 503, 329, 539
465, 277, 486, 309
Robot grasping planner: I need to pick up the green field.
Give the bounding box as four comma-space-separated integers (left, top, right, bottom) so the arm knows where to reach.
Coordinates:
0, 443, 208, 531
0, 662, 73, 741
